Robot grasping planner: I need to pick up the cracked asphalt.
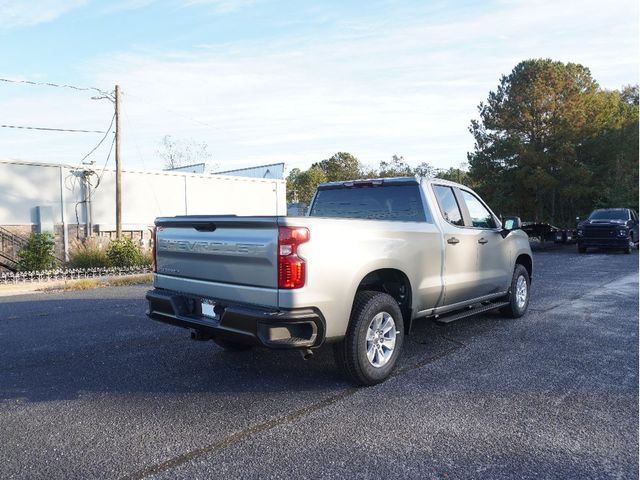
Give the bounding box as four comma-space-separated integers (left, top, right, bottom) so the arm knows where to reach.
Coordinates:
0, 248, 637, 479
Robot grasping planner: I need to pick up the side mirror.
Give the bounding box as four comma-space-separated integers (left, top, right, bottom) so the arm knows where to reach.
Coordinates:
502, 216, 521, 231
501, 216, 521, 238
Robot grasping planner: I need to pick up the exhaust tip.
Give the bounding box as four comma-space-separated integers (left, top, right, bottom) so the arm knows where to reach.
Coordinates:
301, 348, 314, 360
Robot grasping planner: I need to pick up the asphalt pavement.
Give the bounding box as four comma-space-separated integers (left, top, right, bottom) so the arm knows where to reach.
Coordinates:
0, 247, 637, 479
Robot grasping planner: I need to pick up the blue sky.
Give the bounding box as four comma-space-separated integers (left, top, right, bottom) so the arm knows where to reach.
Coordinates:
0, 0, 638, 174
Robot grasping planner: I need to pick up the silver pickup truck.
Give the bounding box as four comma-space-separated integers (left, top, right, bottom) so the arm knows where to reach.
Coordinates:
146, 177, 532, 385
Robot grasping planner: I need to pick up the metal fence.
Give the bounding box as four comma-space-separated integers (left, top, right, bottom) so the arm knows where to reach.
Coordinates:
0, 266, 152, 284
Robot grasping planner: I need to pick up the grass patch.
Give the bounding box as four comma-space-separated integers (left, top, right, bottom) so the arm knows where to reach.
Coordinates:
67, 279, 100, 290
67, 238, 110, 268
107, 274, 153, 287
43, 274, 153, 292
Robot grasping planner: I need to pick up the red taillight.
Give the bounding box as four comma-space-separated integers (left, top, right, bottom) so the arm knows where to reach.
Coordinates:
151, 227, 157, 273
278, 226, 309, 289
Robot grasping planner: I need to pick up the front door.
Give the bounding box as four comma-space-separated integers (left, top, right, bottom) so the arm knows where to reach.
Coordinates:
456, 189, 512, 297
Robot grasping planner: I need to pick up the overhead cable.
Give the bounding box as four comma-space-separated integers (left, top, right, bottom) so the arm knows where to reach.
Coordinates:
0, 77, 111, 96
1, 124, 107, 133
78, 113, 116, 165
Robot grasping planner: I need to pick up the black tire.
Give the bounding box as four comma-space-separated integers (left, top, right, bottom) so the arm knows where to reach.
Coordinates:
213, 337, 252, 351
500, 264, 530, 319
334, 291, 404, 386
578, 244, 587, 254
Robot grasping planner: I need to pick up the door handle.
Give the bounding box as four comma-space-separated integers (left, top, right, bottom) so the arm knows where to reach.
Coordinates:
478, 238, 488, 245
447, 237, 460, 245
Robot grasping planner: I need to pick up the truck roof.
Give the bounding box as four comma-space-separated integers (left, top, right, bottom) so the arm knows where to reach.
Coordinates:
591, 208, 629, 211
317, 176, 469, 190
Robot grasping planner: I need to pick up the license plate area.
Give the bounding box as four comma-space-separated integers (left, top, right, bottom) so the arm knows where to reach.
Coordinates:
201, 299, 219, 320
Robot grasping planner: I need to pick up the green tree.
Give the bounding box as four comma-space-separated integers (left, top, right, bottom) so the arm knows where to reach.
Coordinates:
435, 165, 473, 186
378, 155, 413, 177
17, 232, 58, 271
414, 162, 436, 178
286, 166, 327, 205
312, 152, 363, 182
467, 59, 616, 224
285, 167, 302, 203
579, 86, 639, 211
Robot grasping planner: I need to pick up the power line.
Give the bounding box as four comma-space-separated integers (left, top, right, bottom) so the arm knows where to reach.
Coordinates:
90, 135, 117, 196
84, 134, 117, 200
1, 124, 107, 133
64, 112, 117, 195
0, 77, 111, 96
73, 131, 117, 234
98, 136, 117, 181
3, 78, 123, 240
79, 113, 116, 164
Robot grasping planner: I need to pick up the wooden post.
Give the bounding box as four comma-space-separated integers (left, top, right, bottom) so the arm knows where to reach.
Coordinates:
115, 85, 122, 239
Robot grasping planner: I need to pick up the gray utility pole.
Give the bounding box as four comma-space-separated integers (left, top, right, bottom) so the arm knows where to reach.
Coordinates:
115, 85, 122, 239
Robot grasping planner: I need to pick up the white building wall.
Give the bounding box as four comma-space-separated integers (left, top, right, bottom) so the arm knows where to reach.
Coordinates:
0, 160, 286, 228
0, 162, 75, 225
185, 175, 281, 216
89, 169, 188, 227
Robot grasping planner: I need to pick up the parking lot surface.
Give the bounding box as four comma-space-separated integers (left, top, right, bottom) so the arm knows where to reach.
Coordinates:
0, 248, 637, 479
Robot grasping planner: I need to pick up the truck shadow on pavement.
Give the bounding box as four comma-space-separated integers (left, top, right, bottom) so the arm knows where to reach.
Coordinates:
0, 269, 636, 404
0, 295, 502, 403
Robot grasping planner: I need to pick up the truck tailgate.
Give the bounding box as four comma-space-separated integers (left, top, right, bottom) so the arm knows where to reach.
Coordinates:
154, 216, 279, 306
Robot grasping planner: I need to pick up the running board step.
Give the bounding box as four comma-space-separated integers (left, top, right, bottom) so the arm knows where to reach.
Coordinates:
434, 301, 510, 325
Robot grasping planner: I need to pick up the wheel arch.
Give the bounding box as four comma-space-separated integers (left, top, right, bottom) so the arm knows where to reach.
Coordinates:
353, 268, 413, 330
515, 253, 533, 281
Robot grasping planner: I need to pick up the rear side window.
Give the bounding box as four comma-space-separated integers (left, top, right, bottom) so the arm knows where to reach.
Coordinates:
309, 184, 429, 222
432, 185, 464, 226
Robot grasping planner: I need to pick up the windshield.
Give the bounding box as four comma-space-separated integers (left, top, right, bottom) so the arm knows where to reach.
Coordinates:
588, 209, 629, 221
309, 184, 429, 222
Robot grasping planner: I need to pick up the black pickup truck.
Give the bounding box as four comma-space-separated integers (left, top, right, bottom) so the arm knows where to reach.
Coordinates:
577, 208, 639, 254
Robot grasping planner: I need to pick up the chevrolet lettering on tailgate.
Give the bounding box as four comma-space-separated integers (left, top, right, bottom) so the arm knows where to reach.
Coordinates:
158, 239, 267, 256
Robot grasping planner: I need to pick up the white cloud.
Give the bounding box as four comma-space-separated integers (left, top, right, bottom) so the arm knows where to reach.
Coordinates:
97, 0, 156, 15
181, 0, 257, 14
0, 0, 86, 28
0, 0, 637, 173
0, 0, 255, 26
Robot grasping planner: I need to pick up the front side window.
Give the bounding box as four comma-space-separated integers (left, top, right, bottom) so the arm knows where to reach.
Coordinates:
460, 190, 497, 229
432, 185, 464, 226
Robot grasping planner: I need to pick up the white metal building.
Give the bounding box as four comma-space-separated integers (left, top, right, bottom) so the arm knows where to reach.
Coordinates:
213, 162, 285, 180
0, 159, 286, 262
